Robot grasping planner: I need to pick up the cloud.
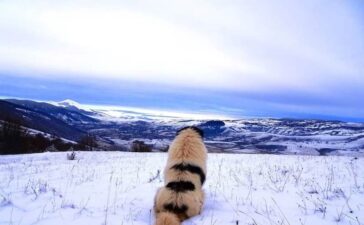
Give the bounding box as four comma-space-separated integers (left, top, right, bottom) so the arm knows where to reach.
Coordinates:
0, 1, 263, 90
0, 0, 363, 120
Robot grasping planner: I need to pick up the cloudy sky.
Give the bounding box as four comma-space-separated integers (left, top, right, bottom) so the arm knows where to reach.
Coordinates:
0, 0, 364, 121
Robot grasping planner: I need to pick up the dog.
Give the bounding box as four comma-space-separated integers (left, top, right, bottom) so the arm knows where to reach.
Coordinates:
154, 126, 207, 225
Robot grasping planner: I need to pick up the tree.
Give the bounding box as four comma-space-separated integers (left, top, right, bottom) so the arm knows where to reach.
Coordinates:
29, 133, 51, 153
52, 138, 72, 151
78, 133, 98, 151
131, 140, 152, 152
0, 118, 28, 154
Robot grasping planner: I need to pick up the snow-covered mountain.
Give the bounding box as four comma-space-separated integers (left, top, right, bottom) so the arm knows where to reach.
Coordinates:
56, 99, 84, 108
1, 98, 363, 156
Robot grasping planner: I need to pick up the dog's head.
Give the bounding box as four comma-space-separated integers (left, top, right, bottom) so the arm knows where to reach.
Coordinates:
176, 126, 204, 138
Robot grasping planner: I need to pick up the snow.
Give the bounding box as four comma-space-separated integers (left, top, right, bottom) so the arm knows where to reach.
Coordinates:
58, 99, 83, 108
81, 104, 233, 121
48, 100, 92, 112
0, 152, 363, 225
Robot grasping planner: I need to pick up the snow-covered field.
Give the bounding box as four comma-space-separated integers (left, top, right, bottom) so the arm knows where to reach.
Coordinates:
0, 152, 363, 225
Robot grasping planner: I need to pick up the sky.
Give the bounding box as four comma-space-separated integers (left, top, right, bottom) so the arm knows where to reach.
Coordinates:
0, 0, 364, 121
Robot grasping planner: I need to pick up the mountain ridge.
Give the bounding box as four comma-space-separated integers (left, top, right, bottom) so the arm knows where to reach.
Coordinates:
0, 98, 363, 156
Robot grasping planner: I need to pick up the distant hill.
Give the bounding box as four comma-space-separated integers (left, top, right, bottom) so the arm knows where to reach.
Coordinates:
5, 99, 99, 124
0, 100, 90, 141
1, 98, 364, 156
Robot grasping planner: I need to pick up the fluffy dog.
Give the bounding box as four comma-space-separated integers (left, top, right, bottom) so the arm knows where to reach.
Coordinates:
154, 126, 207, 225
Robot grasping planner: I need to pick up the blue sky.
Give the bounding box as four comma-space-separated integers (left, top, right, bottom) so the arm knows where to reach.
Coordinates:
0, 0, 364, 121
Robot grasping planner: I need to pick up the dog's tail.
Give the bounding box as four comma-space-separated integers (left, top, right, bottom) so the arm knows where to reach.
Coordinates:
154, 212, 180, 225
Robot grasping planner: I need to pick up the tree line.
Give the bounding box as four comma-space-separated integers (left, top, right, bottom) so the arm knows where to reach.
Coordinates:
0, 118, 98, 155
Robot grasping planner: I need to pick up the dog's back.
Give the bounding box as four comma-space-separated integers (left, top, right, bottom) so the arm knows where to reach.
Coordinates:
154, 127, 207, 225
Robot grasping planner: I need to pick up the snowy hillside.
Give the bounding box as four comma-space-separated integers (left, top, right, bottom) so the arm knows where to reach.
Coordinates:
87, 106, 364, 156
0, 152, 363, 225
1, 98, 364, 155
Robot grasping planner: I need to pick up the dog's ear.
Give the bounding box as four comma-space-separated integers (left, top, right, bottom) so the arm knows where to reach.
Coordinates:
177, 126, 204, 138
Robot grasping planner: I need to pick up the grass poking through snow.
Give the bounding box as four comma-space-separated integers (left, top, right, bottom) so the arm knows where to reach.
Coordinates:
0, 152, 363, 225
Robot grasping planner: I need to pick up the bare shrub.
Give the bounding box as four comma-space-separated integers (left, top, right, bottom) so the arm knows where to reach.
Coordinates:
67, 151, 76, 160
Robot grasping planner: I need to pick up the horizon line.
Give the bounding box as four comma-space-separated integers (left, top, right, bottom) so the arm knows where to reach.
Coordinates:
1, 95, 363, 123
